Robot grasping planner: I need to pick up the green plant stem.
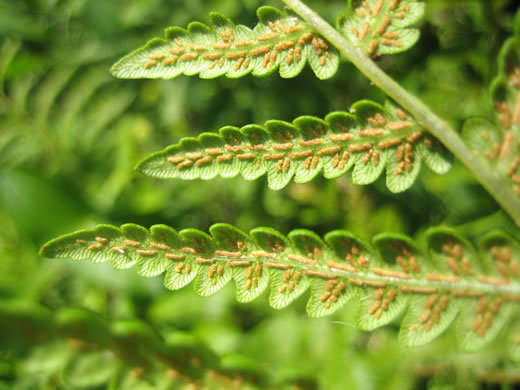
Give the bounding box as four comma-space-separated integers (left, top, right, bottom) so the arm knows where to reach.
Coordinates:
280, 0, 520, 226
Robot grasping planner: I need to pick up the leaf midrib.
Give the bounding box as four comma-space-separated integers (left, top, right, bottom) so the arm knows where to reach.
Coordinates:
208, 252, 520, 298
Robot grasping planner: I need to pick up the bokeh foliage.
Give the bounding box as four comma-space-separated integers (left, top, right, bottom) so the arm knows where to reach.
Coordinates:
1, 0, 520, 389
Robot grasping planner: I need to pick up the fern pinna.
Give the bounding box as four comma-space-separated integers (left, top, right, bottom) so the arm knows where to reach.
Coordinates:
111, 7, 339, 80
339, 0, 424, 57
110, 1, 425, 81
41, 224, 520, 354
137, 101, 450, 192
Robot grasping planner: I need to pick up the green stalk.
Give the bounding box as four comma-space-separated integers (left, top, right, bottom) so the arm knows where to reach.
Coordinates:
280, 0, 520, 226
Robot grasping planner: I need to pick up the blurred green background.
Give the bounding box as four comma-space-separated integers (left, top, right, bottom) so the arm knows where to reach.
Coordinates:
1, 0, 520, 388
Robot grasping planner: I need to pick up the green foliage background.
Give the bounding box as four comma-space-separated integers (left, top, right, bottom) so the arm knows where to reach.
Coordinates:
1, 0, 520, 388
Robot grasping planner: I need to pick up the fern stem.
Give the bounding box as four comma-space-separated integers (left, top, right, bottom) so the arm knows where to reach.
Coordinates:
279, 0, 520, 225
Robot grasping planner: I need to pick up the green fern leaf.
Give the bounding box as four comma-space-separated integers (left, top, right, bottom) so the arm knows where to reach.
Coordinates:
111, 7, 339, 81
339, 0, 425, 58
462, 20, 520, 203
137, 101, 451, 193
41, 224, 520, 350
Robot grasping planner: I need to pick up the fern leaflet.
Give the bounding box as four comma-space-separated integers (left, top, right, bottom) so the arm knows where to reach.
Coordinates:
136, 101, 450, 192
41, 224, 520, 350
339, 0, 425, 58
111, 7, 339, 81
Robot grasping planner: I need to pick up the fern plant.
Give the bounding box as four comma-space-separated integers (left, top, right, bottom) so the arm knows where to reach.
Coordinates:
33, 0, 520, 387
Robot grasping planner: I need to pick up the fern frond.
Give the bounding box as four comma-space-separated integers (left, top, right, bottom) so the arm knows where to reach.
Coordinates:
338, 0, 425, 58
41, 223, 520, 350
462, 17, 520, 204
136, 101, 450, 192
110, 7, 339, 81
